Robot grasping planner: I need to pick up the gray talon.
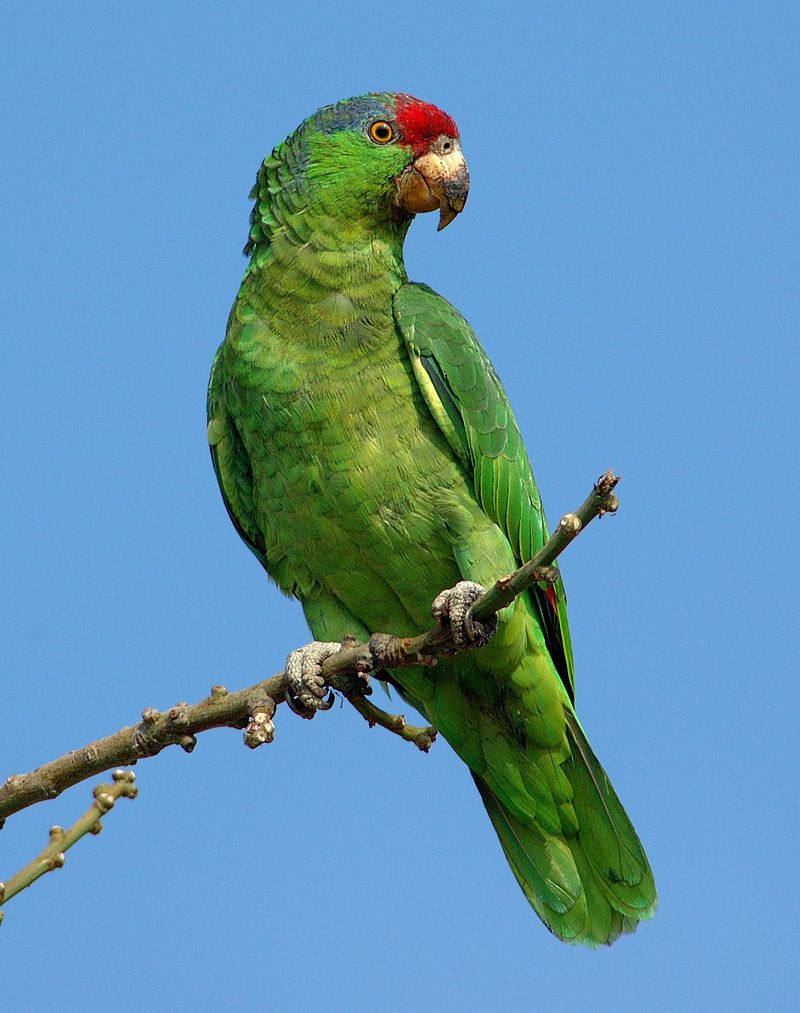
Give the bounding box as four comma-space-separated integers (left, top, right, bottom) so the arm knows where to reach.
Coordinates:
431, 580, 498, 650
285, 641, 341, 718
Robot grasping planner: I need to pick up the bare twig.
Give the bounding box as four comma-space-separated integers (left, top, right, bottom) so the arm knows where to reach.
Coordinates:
0, 771, 137, 922
0, 471, 618, 827
471, 469, 619, 622
348, 696, 438, 752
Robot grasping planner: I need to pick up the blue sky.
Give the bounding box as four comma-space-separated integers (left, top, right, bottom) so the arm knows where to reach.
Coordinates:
2, 3, 797, 1009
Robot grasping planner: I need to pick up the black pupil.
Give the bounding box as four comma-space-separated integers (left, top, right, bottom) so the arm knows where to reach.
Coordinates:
375, 124, 390, 139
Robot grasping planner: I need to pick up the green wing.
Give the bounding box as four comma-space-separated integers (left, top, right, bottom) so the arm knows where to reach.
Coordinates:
394, 282, 575, 702
207, 343, 269, 573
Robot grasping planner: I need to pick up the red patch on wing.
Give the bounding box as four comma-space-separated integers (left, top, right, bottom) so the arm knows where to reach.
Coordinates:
394, 94, 458, 155
545, 585, 558, 616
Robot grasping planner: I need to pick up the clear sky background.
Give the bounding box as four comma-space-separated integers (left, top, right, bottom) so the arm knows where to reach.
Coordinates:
2, 3, 797, 1010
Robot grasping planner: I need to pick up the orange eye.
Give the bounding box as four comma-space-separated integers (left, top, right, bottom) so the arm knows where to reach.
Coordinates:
369, 120, 394, 144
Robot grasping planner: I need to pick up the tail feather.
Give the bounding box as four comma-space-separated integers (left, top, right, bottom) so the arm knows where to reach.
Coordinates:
563, 711, 658, 919
473, 773, 590, 942
473, 714, 657, 947
566, 838, 638, 944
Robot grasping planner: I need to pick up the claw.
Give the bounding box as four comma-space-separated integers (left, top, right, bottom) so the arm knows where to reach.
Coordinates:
432, 580, 498, 650
284, 687, 309, 717
286, 687, 335, 717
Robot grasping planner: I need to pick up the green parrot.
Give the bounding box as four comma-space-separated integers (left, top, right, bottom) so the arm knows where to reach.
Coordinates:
207, 92, 656, 946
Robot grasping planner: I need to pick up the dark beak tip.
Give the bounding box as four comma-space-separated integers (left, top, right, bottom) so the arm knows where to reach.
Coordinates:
437, 203, 462, 232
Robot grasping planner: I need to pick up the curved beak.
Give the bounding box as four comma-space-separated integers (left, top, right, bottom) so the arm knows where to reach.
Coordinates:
395, 137, 469, 231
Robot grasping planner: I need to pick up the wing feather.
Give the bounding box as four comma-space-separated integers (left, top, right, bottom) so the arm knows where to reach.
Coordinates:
394, 282, 576, 702
207, 343, 269, 572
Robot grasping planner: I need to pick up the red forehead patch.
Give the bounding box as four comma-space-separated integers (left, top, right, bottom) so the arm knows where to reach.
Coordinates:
394, 94, 459, 155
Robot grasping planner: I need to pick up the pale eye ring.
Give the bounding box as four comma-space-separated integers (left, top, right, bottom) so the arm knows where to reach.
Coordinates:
369, 120, 395, 144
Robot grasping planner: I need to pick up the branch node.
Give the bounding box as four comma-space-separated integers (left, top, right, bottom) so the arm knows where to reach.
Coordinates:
167, 704, 190, 727
111, 769, 136, 784
48, 826, 64, 841
532, 565, 560, 584
559, 512, 582, 534
599, 493, 619, 516
246, 693, 276, 718
179, 735, 197, 753
330, 671, 372, 700
93, 789, 116, 814
413, 727, 438, 753
141, 707, 160, 725
210, 685, 228, 699
341, 638, 375, 678
242, 693, 277, 748
594, 469, 620, 495
243, 710, 275, 749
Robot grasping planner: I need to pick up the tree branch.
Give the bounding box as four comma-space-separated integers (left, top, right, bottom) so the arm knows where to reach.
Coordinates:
0, 771, 137, 922
347, 695, 438, 752
0, 471, 619, 828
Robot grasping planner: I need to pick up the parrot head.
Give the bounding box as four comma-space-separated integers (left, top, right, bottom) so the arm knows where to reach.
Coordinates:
305, 92, 468, 232
248, 93, 468, 252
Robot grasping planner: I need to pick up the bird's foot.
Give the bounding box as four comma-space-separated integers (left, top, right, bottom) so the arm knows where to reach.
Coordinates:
284, 641, 340, 719
431, 580, 497, 650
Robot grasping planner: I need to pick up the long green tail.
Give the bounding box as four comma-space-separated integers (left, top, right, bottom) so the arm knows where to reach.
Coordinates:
473, 710, 657, 946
